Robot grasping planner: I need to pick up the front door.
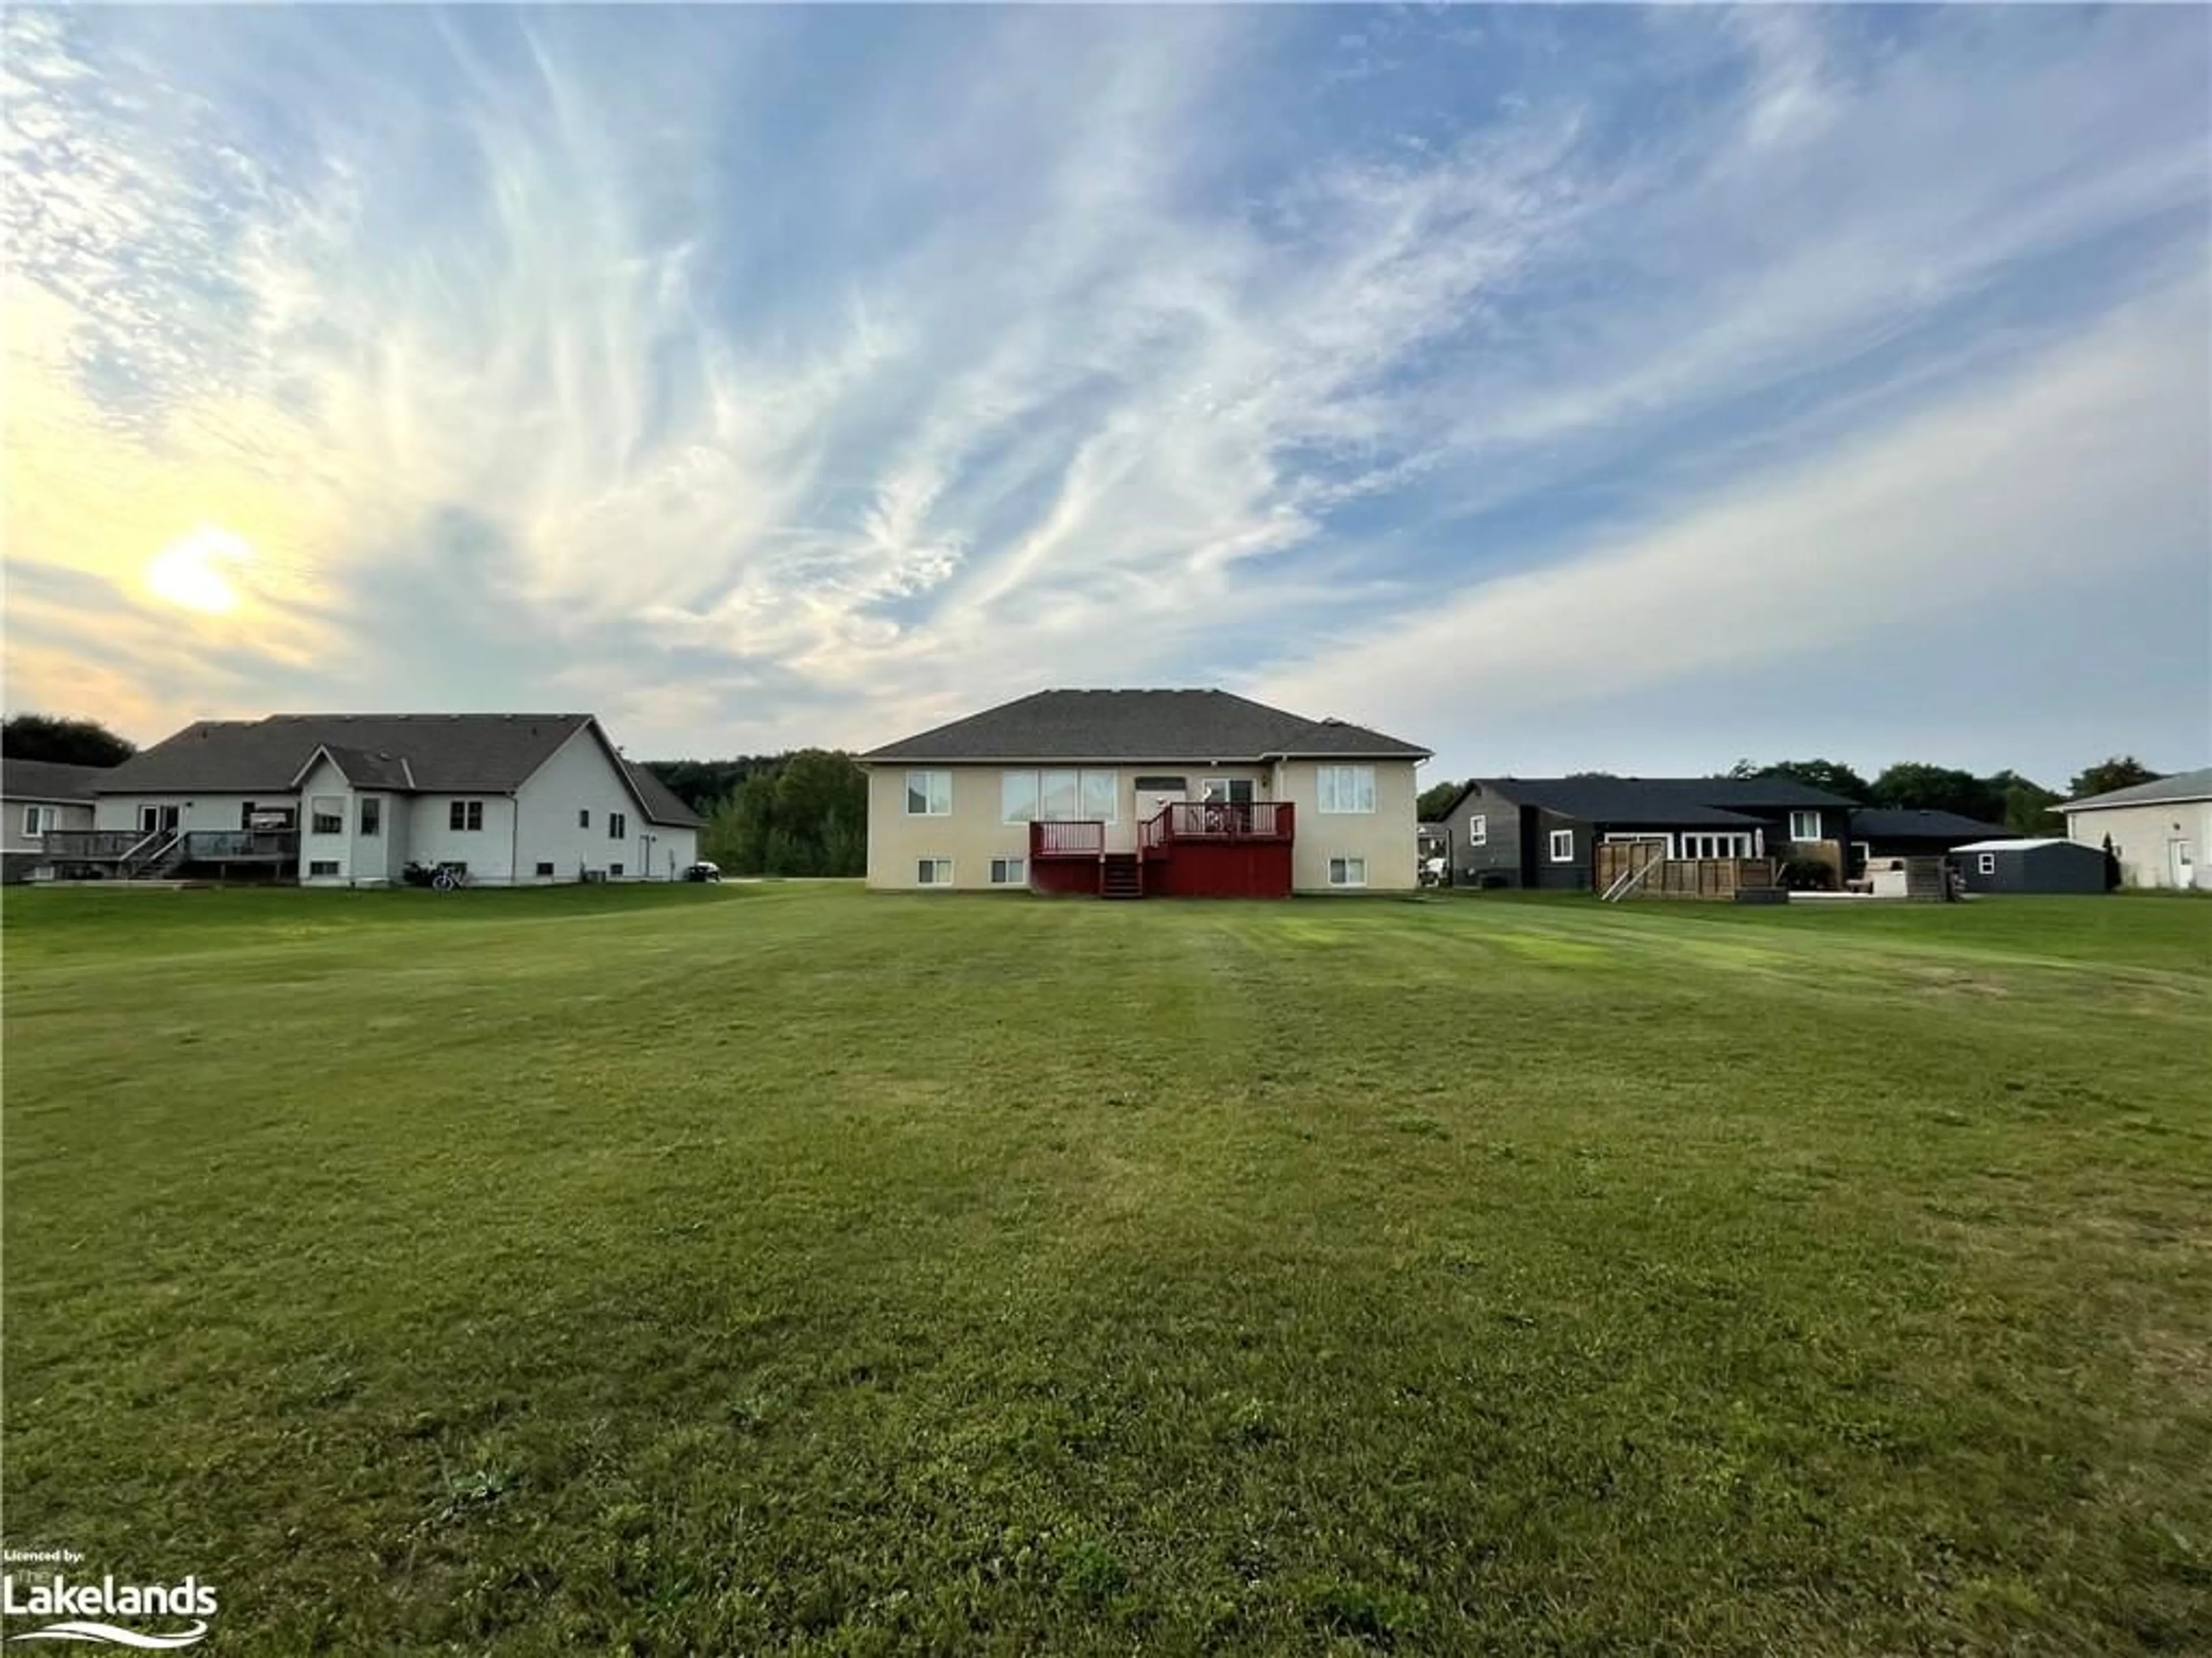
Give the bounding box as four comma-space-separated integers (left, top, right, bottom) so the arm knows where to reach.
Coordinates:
2171, 839, 2195, 889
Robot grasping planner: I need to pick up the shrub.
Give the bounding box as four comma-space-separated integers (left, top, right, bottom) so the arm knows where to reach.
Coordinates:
1777, 857, 1835, 891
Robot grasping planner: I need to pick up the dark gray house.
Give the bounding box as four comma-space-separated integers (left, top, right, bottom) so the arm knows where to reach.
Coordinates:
1849, 808, 2012, 874
1950, 837, 2109, 895
1434, 776, 1857, 891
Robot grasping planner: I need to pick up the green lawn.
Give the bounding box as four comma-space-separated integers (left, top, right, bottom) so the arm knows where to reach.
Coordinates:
4, 885, 2207, 1655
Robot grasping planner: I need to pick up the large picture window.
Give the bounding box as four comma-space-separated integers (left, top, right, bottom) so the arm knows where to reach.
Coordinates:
310, 796, 344, 835
1317, 765, 1376, 814
1002, 769, 1117, 823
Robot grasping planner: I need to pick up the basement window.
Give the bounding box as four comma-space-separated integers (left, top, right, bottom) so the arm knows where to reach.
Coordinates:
309, 860, 340, 877
916, 858, 953, 886
535, 862, 556, 878
1327, 857, 1368, 888
609, 863, 624, 878
990, 856, 1026, 886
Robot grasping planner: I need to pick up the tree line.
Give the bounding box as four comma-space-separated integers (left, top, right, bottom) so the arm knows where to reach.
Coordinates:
1, 714, 138, 767
1415, 756, 2165, 832
643, 750, 869, 877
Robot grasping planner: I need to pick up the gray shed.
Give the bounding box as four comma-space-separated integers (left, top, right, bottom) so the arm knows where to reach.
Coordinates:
1951, 837, 2109, 895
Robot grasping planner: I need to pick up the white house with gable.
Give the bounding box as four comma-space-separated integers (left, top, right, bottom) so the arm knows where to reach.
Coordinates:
44, 713, 700, 886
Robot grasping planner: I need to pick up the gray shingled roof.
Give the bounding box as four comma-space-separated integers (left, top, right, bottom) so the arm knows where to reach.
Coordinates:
308, 743, 418, 791
0, 757, 111, 802
1850, 808, 2011, 840
2063, 766, 2211, 811
97, 714, 701, 827
1450, 775, 1857, 825
861, 689, 1429, 763
622, 760, 704, 828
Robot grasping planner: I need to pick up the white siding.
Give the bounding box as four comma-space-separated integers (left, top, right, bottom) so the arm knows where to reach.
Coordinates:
351, 792, 406, 884
93, 746, 694, 887
512, 724, 692, 881
94, 792, 290, 836
3, 797, 94, 853
2067, 799, 2212, 890
298, 757, 355, 884
404, 794, 518, 884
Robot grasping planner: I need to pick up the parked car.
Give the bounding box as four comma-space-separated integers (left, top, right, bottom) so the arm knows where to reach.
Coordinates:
681, 861, 722, 883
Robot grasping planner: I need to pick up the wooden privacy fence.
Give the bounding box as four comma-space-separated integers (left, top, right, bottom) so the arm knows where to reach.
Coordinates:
1596, 842, 1778, 900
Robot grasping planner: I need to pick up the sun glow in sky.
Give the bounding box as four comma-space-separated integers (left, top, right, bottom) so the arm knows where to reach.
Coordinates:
145, 526, 249, 615
2, 6, 2206, 774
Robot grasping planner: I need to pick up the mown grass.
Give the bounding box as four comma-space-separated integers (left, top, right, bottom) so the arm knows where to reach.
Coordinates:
3, 885, 2207, 1655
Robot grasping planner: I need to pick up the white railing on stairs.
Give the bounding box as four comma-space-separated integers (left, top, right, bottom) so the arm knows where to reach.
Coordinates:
124, 830, 187, 879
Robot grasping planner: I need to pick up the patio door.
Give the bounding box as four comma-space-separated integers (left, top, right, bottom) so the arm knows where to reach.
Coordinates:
138, 804, 181, 837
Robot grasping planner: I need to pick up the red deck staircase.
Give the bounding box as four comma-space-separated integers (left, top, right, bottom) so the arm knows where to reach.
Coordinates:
1100, 853, 1144, 900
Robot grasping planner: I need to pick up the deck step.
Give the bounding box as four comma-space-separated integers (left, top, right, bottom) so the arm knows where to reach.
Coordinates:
1100, 852, 1144, 900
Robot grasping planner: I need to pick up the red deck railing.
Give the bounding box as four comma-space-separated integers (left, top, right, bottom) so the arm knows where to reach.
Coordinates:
1030, 820, 1106, 859
1033, 803, 1297, 863
1152, 802, 1294, 843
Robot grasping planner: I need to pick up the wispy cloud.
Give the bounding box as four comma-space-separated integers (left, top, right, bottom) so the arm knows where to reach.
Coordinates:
3, 6, 2206, 776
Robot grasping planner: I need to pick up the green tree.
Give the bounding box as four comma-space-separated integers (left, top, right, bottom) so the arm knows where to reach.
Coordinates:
2067, 756, 2163, 800
1728, 757, 1872, 801
1416, 779, 1468, 821
1868, 762, 2003, 822
1989, 770, 2062, 836
663, 749, 870, 877
2, 714, 136, 767
728, 773, 781, 874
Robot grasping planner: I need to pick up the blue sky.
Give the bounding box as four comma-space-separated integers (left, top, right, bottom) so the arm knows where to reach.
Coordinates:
4, 4, 2207, 786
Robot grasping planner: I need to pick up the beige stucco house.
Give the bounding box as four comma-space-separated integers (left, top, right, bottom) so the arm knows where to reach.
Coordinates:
858, 689, 1430, 897
2062, 767, 2210, 890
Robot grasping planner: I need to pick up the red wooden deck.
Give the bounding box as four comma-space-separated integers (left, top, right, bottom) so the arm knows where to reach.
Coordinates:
1028, 803, 1294, 899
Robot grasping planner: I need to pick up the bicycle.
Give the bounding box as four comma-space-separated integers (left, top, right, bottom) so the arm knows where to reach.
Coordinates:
430, 865, 469, 893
